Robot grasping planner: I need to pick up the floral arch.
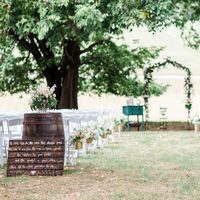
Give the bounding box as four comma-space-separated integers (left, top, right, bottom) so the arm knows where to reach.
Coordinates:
143, 58, 193, 128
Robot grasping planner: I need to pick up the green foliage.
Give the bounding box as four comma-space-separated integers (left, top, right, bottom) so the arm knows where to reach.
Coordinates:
80, 41, 135, 96
30, 94, 57, 111
80, 41, 164, 97
1, 0, 188, 106
149, 82, 168, 97
181, 24, 200, 49
130, 0, 200, 49
0, 53, 40, 93
74, 4, 106, 31
185, 102, 192, 111
0, 0, 148, 97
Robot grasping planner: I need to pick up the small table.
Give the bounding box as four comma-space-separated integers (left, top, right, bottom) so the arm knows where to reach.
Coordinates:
122, 105, 144, 130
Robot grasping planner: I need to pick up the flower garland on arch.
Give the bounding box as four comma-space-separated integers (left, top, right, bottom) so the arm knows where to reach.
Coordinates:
143, 58, 193, 128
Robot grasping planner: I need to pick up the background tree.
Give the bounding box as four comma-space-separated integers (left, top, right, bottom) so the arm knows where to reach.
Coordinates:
127, 0, 200, 48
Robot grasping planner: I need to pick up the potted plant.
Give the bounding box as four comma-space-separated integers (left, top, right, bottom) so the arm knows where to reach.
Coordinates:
71, 130, 85, 149
86, 131, 96, 144
99, 127, 107, 139
106, 128, 112, 135
113, 118, 127, 132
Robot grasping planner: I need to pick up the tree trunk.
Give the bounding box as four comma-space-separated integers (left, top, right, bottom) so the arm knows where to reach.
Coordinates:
43, 65, 79, 109
58, 40, 80, 109
43, 40, 80, 109
58, 65, 79, 109
43, 66, 62, 106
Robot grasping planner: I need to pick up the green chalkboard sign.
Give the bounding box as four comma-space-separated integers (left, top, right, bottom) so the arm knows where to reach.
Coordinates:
122, 105, 143, 116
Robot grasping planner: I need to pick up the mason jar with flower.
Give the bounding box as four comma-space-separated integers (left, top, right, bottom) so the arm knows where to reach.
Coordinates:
86, 131, 96, 144
71, 130, 85, 149
99, 127, 107, 139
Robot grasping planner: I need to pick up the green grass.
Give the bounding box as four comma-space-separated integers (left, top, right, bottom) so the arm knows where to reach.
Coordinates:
78, 131, 200, 199
1, 131, 200, 200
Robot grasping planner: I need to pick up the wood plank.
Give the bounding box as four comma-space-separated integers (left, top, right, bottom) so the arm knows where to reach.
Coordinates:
7, 170, 63, 177
7, 139, 65, 177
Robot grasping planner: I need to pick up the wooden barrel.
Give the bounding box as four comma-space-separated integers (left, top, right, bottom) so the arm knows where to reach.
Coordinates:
23, 113, 64, 140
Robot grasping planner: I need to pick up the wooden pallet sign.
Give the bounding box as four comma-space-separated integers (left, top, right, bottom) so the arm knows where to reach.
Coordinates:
7, 139, 65, 177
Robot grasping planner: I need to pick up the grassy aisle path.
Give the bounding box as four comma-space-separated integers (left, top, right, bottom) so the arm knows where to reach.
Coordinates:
1, 131, 200, 200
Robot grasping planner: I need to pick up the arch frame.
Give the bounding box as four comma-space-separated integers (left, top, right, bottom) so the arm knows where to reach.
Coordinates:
143, 58, 193, 128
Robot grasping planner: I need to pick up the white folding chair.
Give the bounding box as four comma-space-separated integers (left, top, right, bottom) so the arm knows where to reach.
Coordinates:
2, 118, 23, 161
62, 116, 79, 166
7, 118, 23, 140
62, 117, 73, 165
0, 120, 4, 167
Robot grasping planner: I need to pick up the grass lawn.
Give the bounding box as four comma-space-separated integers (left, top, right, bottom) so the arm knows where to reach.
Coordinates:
1, 131, 200, 200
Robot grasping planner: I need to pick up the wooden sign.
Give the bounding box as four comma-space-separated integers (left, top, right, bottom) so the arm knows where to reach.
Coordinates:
7, 139, 65, 176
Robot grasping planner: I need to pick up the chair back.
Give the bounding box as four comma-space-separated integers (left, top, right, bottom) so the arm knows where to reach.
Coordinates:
0, 120, 4, 166
7, 118, 23, 140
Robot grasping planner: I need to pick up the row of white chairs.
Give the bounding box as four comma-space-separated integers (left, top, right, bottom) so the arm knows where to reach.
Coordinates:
0, 117, 24, 166
0, 109, 117, 167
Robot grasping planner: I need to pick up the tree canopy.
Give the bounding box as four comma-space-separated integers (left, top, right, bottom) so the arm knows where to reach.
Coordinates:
129, 0, 200, 48
0, 0, 198, 108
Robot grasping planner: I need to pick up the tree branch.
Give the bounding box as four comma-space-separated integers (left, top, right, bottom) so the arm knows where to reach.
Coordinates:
64, 19, 79, 33
79, 40, 104, 55
34, 36, 54, 58
9, 30, 42, 63
80, 55, 106, 66
24, 52, 30, 65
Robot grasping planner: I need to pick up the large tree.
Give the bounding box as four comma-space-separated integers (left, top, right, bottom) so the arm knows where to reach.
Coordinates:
0, 0, 162, 109
1, 0, 197, 109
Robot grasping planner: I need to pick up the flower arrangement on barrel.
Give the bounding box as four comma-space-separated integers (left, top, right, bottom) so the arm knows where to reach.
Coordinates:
29, 84, 57, 112
23, 84, 64, 141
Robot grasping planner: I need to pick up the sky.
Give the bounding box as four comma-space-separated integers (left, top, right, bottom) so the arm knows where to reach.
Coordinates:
122, 26, 200, 76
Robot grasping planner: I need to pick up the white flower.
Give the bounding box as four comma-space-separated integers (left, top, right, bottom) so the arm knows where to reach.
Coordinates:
50, 85, 56, 94
29, 84, 57, 111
